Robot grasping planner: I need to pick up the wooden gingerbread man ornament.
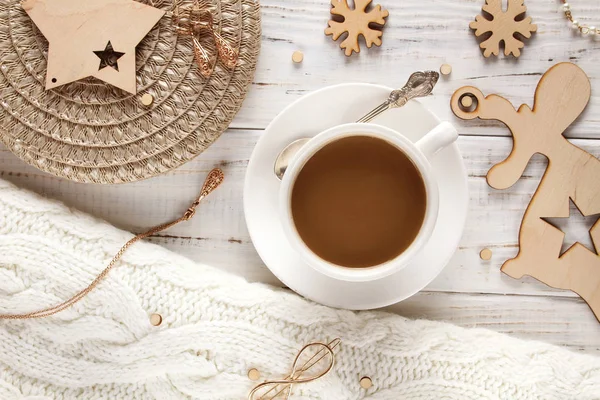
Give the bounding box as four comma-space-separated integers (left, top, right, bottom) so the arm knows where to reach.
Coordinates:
451, 63, 600, 320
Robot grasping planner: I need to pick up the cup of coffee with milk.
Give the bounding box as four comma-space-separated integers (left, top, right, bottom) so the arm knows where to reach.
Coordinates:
279, 122, 458, 282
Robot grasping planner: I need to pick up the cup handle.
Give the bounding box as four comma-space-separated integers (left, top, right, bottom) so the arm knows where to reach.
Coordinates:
415, 121, 458, 160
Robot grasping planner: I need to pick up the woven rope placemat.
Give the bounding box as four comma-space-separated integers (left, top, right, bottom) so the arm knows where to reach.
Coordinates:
0, 0, 260, 183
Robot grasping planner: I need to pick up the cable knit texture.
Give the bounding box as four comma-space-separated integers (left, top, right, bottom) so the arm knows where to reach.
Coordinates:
1, 178, 600, 400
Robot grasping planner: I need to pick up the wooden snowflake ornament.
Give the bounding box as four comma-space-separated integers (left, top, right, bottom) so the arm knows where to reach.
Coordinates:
470, 0, 537, 58
325, 0, 389, 56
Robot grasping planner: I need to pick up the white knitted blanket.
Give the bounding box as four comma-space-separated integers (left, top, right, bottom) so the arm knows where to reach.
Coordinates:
1, 178, 600, 400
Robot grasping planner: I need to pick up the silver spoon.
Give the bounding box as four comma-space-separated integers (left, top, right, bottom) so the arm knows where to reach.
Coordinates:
274, 71, 440, 180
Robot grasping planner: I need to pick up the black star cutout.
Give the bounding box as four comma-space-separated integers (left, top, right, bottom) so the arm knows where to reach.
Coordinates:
93, 41, 125, 72
542, 198, 600, 256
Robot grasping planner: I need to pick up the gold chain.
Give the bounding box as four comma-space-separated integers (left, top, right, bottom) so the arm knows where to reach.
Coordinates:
0, 169, 225, 320
561, 1, 599, 35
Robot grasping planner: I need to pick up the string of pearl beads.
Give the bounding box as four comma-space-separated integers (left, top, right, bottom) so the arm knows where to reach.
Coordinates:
561, 1, 598, 36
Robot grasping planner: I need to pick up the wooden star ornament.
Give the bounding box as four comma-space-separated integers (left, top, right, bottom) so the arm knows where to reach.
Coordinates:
22, 0, 165, 94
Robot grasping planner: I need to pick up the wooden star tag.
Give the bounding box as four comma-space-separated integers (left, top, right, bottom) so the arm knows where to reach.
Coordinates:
22, 0, 165, 94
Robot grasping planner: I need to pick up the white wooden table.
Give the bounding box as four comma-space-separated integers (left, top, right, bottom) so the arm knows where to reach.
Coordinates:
2, 0, 600, 355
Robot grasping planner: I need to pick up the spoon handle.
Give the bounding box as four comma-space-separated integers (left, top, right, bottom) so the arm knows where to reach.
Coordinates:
356, 71, 440, 123
355, 102, 390, 123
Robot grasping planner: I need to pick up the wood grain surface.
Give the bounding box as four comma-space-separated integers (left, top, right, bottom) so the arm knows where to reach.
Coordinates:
3, 0, 600, 355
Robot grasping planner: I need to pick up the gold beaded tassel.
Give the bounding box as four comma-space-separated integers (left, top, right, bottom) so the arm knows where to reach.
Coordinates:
560, 1, 598, 36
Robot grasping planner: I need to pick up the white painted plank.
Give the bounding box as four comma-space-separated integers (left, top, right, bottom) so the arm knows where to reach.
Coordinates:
230, 0, 600, 139
386, 291, 600, 356
3, 133, 600, 300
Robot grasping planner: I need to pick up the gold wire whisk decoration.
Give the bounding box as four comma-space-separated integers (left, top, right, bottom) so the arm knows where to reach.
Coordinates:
248, 338, 341, 400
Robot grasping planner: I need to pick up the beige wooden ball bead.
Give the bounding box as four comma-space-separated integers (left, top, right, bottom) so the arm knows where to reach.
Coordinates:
480, 248, 492, 260
360, 376, 373, 389
141, 93, 154, 106
460, 95, 474, 108
149, 313, 162, 326
292, 51, 304, 63
440, 63, 452, 76
247, 368, 261, 381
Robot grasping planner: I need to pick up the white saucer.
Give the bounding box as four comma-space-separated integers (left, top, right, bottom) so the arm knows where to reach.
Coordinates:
243, 83, 468, 310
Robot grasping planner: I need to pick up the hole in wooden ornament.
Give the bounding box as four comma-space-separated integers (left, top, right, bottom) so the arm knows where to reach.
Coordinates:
337, 31, 350, 46
542, 198, 600, 256
512, 30, 533, 49
51, 78, 57, 83
328, 10, 347, 41
367, 21, 386, 31
481, 8, 494, 22
513, 10, 526, 22
458, 94, 478, 113
330, 12, 345, 24
94, 41, 125, 72
473, 30, 494, 48
471, 9, 494, 47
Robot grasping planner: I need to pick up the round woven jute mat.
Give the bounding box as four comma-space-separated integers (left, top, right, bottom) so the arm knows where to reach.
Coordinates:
0, 0, 260, 183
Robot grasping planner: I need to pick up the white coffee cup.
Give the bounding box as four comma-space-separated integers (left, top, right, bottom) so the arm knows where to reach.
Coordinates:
279, 122, 458, 283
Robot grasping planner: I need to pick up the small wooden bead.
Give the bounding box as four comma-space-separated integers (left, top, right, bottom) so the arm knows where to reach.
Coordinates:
440, 63, 452, 76
292, 51, 304, 63
460, 95, 473, 108
360, 376, 373, 389
150, 313, 162, 326
247, 368, 261, 381
141, 93, 154, 106
480, 248, 492, 260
